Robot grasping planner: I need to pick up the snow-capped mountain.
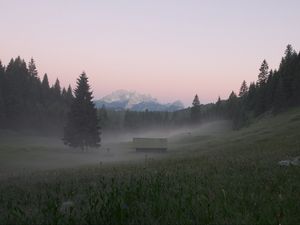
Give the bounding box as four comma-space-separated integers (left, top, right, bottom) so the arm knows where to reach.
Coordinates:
94, 90, 184, 112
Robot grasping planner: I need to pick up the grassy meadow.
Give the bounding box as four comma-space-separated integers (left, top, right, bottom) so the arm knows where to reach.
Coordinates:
0, 108, 300, 224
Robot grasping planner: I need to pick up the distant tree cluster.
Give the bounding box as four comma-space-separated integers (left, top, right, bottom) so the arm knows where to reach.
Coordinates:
124, 110, 171, 129
195, 45, 300, 129
95, 107, 191, 131
0, 57, 73, 133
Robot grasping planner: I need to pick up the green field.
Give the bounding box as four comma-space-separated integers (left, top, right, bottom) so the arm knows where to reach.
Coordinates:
0, 108, 300, 224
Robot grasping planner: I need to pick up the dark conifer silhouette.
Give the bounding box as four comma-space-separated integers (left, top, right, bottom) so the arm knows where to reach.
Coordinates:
52, 78, 61, 98
227, 91, 238, 117
258, 60, 269, 86
63, 85, 74, 106
191, 94, 201, 123
42, 73, 50, 89
239, 80, 248, 97
28, 58, 38, 79
255, 60, 269, 115
63, 72, 100, 150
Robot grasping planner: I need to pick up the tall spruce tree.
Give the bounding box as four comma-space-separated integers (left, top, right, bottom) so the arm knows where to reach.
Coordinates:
27, 58, 41, 104
28, 58, 38, 79
239, 80, 248, 97
227, 91, 238, 118
284, 44, 296, 60
63, 72, 100, 150
41, 73, 51, 105
191, 94, 201, 123
42, 73, 50, 89
280, 45, 298, 107
52, 78, 61, 98
62, 86, 74, 107
258, 60, 269, 85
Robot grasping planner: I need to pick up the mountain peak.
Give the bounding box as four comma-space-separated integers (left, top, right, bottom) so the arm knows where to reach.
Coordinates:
95, 90, 184, 112
101, 89, 157, 105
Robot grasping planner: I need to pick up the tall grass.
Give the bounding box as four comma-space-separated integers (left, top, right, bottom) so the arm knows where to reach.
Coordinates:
1, 108, 300, 224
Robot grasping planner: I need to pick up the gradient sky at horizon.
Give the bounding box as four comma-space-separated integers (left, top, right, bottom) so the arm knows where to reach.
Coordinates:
1, 0, 300, 106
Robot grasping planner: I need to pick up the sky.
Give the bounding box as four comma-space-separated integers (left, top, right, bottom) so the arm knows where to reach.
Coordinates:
0, 0, 300, 106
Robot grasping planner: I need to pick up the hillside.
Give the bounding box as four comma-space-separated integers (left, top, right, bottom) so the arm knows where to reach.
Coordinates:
0, 107, 300, 224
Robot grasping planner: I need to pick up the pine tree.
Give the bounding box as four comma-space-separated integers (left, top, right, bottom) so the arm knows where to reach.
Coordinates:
245, 82, 256, 110
214, 96, 223, 117
254, 60, 270, 115
64, 85, 74, 106
63, 72, 100, 150
191, 94, 201, 123
28, 58, 38, 79
61, 86, 74, 116
62, 87, 67, 97
258, 60, 269, 85
216, 96, 221, 106
67, 85, 73, 96
52, 78, 61, 98
227, 91, 238, 118
27, 58, 41, 103
284, 44, 296, 60
42, 73, 50, 89
239, 80, 248, 97
41, 73, 51, 105
280, 45, 298, 107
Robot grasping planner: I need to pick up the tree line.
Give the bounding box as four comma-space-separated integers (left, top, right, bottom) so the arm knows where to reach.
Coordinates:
190, 45, 300, 129
0, 44, 299, 148
89, 44, 300, 132
0, 57, 73, 134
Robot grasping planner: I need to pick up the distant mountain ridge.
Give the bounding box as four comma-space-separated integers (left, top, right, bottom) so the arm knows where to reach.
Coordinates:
94, 90, 184, 112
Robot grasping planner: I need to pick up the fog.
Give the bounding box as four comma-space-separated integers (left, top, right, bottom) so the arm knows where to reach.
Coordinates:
0, 120, 230, 178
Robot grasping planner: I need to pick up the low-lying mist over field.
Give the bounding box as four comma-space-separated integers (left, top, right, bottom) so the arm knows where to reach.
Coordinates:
1, 108, 300, 224
0, 120, 230, 177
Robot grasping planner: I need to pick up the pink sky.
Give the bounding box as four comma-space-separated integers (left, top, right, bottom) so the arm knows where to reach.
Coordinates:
1, 0, 300, 106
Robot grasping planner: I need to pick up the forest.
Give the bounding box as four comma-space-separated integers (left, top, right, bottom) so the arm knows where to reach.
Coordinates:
0, 45, 300, 136
0, 57, 73, 134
